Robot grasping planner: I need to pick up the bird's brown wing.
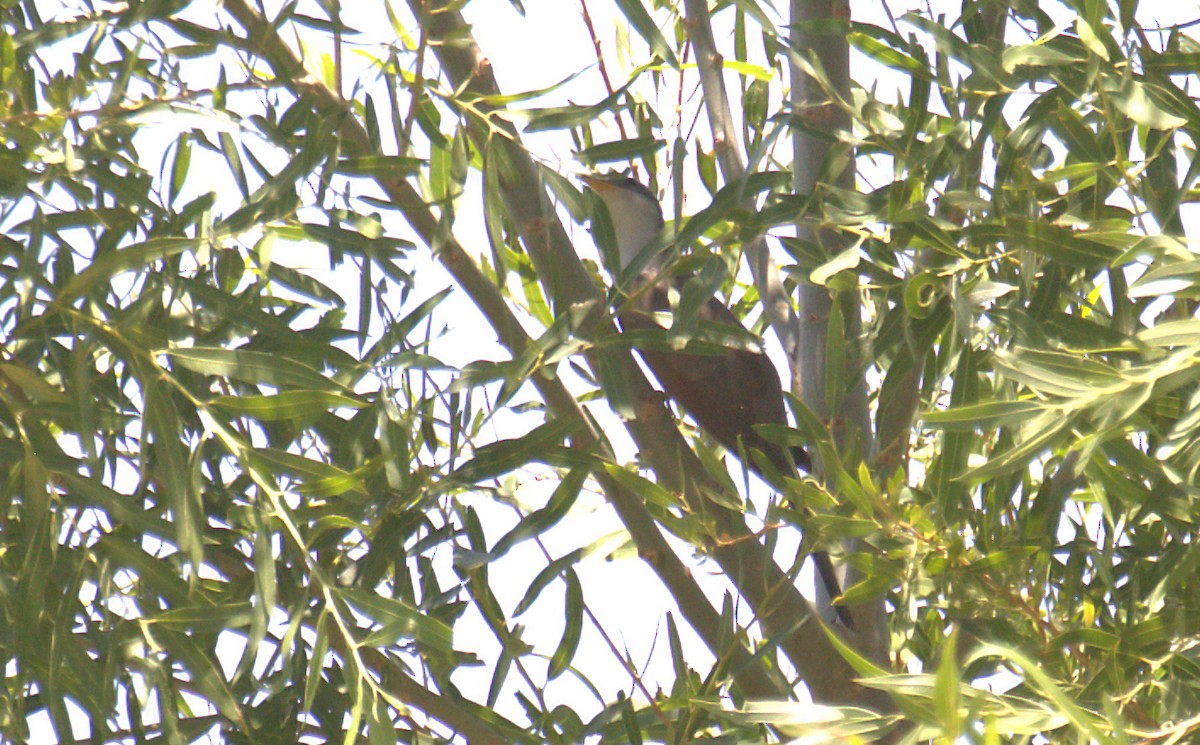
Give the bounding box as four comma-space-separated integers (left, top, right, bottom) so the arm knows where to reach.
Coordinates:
617, 275, 806, 476
617, 275, 845, 623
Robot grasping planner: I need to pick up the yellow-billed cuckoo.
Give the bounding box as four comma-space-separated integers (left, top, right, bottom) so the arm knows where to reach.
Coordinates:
583, 174, 808, 476
582, 174, 847, 623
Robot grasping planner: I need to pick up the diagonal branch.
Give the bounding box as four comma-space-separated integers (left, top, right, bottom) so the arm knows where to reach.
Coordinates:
679, 1, 886, 665
222, 0, 787, 703
409, 0, 867, 704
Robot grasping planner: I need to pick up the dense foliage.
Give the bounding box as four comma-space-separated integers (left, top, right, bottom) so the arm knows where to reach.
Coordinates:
2, 0, 1200, 742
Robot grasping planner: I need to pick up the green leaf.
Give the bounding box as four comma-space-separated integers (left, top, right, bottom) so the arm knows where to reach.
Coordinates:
157, 628, 246, 727
340, 588, 454, 653
337, 154, 425, 176
810, 245, 860, 286
611, 0, 678, 69
1129, 259, 1200, 298
902, 270, 940, 318
933, 630, 962, 738
965, 644, 1115, 744
143, 377, 205, 572
1073, 17, 1111, 61
61, 237, 198, 302
967, 220, 1119, 270
962, 412, 1074, 481
249, 448, 366, 499
209, 390, 367, 421
57, 471, 173, 537
451, 418, 579, 484
993, 348, 1122, 397
517, 79, 636, 132
164, 347, 347, 392
1104, 76, 1188, 130
490, 467, 588, 559
547, 568, 583, 679
1002, 42, 1083, 72
602, 463, 682, 513
513, 549, 584, 617
152, 603, 256, 633
923, 400, 1045, 429
97, 536, 193, 608
575, 136, 665, 165
848, 31, 929, 76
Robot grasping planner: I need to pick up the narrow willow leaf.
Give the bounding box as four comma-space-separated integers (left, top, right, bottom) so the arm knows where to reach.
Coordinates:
1002, 42, 1082, 72
61, 237, 198, 301
1104, 76, 1188, 130
575, 136, 665, 165
155, 628, 245, 725
672, 257, 727, 341
1074, 17, 1111, 61
516, 250, 554, 329
451, 418, 579, 484
513, 549, 584, 616
143, 380, 204, 572
611, 0, 678, 68
848, 31, 929, 76
602, 463, 682, 512
993, 348, 1121, 396
923, 400, 1044, 429
218, 127, 249, 197
548, 568, 583, 679
249, 448, 365, 498
151, 603, 256, 632
518, 78, 637, 132
303, 609, 331, 714
337, 154, 424, 176
482, 138, 511, 287
209, 390, 366, 421
164, 347, 344, 392
169, 132, 192, 205
259, 261, 343, 304
1002, 219, 1120, 269
340, 588, 454, 653
961, 414, 1074, 482
488, 467, 588, 560
1129, 259, 1200, 298
965, 644, 1114, 743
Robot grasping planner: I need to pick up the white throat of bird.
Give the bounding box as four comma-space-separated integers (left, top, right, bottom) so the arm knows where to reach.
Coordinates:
583, 176, 666, 271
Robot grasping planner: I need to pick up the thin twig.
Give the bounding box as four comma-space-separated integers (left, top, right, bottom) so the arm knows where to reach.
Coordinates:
578, 0, 629, 140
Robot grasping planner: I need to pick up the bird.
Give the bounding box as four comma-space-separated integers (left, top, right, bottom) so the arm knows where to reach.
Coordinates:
581, 173, 847, 624
581, 173, 808, 478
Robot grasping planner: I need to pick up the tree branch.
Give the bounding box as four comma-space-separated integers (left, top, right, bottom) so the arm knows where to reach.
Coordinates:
222, 0, 787, 703
681, 0, 801, 365
789, 0, 888, 670
408, 0, 866, 704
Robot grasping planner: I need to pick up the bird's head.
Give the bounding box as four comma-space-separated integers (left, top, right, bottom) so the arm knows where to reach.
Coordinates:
581, 173, 666, 272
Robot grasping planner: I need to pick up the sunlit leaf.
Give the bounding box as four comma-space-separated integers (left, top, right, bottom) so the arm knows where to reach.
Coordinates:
163, 347, 348, 392
342, 588, 454, 652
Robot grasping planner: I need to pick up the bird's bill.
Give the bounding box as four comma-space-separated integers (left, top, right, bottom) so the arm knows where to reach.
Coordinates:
579, 173, 620, 194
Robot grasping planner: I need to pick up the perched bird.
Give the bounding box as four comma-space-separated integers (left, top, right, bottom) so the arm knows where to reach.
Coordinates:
582, 173, 847, 623
581, 173, 807, 477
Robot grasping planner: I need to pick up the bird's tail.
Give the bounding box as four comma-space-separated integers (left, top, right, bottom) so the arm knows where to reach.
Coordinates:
812, 550, 853, 629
